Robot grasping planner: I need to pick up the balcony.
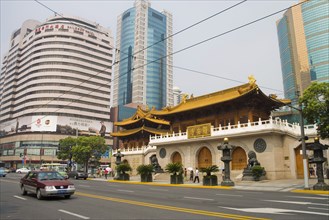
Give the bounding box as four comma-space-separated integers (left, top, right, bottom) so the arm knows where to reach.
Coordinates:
149, 117, 317, 145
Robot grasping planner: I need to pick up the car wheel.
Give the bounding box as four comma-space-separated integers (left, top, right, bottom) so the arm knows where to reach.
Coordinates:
18, 171, 21, 174
64, 195, 71, 199
21, 185, 27, 195
36, 189, 43, 200
84, 178, 87, 180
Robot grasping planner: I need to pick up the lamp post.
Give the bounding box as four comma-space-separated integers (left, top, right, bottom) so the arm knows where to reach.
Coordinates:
298, 103, 310, 189
217, 138, 235, 186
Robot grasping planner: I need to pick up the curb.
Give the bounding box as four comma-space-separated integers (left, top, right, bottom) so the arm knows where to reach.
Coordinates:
291, 189, 329, 195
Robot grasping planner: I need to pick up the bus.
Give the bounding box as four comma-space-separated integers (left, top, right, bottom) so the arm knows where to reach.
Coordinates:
40, 163, 68, 178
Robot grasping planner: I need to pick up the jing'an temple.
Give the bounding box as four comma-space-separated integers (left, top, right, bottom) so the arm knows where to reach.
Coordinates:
111, 77, 327, 180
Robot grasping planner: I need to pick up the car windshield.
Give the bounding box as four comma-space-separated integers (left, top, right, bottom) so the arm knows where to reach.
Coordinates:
38, 172, 64, 181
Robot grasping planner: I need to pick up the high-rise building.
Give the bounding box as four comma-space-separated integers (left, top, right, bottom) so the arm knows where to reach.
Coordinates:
276, 0, 328, 103
113, 0, 173, 110
302, 0, 329, 83
0, 15, 113, 166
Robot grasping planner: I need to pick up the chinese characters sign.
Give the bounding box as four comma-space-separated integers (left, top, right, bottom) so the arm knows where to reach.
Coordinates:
187, 123, 211, 139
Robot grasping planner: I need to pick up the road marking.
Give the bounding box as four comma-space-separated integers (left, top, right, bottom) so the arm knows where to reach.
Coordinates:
216, 194, 243, 197
279, 188, 294, 192
184, 196, 214, 201
77, 185, 91, 188
219, 206, 329, 216
149, 188, 169, 192
76, 192, 269, 220
264, 200, 329, 206
117, 189, 134, 193
0, 179, 17, 184
308, 207, 329, 211
58, 209, 90, 219
13, 196, 26, 200
287, 196, 329, 200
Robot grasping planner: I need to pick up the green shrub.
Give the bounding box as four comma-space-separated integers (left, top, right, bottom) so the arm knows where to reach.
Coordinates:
116, 163, 132, 174
200, 165, 220, 176
165, 162, 183, 175
251, 165, 264, 180
137, 164, 154, 175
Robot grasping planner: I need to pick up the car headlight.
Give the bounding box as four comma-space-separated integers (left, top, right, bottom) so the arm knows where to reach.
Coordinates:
68, 185, 75, 189
45, 186, 55, 190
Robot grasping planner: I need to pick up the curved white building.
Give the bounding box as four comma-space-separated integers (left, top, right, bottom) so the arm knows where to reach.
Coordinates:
0, 15, 113, 167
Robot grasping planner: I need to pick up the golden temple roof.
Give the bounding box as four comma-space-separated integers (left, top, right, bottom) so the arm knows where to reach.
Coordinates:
111, 126, 170, 137
114, 106, 170, 127
151, 77, 290, 116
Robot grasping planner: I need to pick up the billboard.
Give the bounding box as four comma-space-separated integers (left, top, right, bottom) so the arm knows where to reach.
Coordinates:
31, 116, 58, 132
0, 115, 112, 137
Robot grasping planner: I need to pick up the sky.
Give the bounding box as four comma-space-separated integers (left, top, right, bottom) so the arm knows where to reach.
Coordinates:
1, 0, 298, 98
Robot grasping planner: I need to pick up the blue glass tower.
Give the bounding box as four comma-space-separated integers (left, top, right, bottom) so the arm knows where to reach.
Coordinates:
302, 0, 329, 83
113, 0, 173, 110
277, 0, 328, 103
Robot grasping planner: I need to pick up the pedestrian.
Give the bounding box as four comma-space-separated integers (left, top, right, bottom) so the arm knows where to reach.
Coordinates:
104, 168, 108, 179
193, 168, 199, 183
189, 169, 194, 181
184, 168, 187, 181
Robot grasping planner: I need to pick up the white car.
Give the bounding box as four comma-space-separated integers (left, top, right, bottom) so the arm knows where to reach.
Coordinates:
16, 167, 31, 174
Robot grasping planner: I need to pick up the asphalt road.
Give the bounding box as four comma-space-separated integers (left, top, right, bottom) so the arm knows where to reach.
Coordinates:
1, 173, 328, 220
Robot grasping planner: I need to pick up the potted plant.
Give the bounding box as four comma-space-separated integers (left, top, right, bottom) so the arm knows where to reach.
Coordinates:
165, 162, 184, 184
251, 165, 265, 181
137, 164, 154, 182
200, 165, 219, 186
114, 163, 132, 181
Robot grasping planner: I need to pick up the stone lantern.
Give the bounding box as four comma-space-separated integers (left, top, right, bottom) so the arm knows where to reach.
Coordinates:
114, 149, 124, 165
113, 149, 124, 179
306, 137, 329, 191
217, 137, 235, 186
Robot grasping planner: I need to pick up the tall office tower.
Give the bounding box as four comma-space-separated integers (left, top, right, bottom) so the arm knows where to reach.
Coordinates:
113, 0, 173, 110
276, 0, 328, 103
173, 86, 182, 106
0, 15, 114, 138
302, 0, 329, 83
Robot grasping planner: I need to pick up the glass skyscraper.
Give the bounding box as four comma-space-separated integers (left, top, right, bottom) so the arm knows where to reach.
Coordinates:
302, 0, 329, 83
276, 0, 328, 103
113, 0, 173, 110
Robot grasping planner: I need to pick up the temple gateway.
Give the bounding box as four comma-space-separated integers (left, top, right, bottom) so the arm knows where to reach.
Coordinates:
111, 77, 327, 180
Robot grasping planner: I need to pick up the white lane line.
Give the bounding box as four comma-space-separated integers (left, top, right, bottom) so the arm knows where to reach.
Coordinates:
149, 188, 169, 192
117, 189, 134, 193
287, 196, 329, 200
13, 195, 27, 200
77, 185, 91, 188
184, 196, 214, 201
264, 200, 329, 206
216, 193, 243, 197
219, 206, 329, 216
58, 209, 90, 219
308, 206, 329, 211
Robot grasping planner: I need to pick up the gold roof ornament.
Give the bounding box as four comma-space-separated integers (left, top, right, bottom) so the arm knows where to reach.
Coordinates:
248, 74, 256, 86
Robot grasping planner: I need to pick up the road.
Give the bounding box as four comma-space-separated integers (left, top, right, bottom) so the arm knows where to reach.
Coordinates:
1, 173, 328, 220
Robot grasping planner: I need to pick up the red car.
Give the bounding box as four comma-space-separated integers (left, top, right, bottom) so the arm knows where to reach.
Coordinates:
20, 171, 75, 200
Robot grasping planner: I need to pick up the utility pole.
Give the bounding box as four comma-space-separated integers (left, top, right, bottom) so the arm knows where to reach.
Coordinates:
295, 90, 309, 189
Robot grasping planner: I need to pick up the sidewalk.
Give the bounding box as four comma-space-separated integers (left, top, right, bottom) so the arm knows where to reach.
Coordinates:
88, 175, 329, 194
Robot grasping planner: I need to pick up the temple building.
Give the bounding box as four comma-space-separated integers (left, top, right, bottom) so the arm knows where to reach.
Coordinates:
111, 77, 326, 180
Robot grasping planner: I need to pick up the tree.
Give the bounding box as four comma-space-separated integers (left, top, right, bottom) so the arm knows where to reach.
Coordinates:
57, 137, 76, 171
72, 136, 107, 172
299, 82, 329, 139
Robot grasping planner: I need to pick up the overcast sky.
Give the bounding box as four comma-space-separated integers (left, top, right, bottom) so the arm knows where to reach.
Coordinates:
1, 0, 298, 98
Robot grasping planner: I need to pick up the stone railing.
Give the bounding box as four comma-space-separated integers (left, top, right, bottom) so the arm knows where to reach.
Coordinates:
112, 145, 156, 155
149, 117, 318, 144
